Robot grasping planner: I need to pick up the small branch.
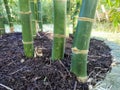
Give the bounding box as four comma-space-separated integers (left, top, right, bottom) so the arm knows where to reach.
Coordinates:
59, 61, 72, 77
0, 83, 13, 90
9, 66, 26, 75
73, 81, 77, 90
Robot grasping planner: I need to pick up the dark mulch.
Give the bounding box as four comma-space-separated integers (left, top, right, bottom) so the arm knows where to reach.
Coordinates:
0, 32, 112, 90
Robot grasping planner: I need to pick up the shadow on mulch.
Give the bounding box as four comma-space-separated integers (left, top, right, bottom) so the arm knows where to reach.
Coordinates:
0, 32, 112, 90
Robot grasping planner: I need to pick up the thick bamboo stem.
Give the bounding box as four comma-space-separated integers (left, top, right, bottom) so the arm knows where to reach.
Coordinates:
71, 0, 98, 83
52, 0, 67, 60
19, 0, 34, 57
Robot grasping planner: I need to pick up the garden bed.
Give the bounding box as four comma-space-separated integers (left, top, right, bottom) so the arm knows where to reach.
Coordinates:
0, 32, 112, 90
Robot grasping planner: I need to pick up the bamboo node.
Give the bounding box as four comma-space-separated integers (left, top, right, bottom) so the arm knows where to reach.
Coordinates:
9, 22, 13, 24
38, 11, 42, 14
78, 17, 94, 23
54, 34, 66, 38
77, 76, 88, 83
0, 28, 5, 30
22, 40, 33, 44
37, 21, 42, 23
19, 11, 31, 15
0, 16, 3, 18
72, 47, 88, 54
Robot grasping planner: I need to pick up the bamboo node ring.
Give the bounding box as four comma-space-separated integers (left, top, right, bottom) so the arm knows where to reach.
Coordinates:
54, 34, 66, 38
0, 28, 5, 30
19, 11, 31, 15
0, 16, 3, 18
72, 47, 88, 54
22, 40, 33, 44
78, 17, 94, 23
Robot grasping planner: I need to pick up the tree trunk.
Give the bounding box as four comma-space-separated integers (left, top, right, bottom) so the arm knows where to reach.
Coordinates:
71, 0, 98, 83
3, 0, 14, 32
52, 0, 67, 60
19, 0, 34, 57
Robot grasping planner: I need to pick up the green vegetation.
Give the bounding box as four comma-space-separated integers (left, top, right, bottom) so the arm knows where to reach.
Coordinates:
19, 0, 34, 57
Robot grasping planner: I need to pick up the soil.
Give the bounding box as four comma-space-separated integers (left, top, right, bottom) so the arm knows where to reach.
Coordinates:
0, 32, 112, 90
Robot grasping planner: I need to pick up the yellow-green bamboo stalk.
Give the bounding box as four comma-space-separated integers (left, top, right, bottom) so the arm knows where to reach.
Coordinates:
52, 0, 67, 60
19, 0, 34, 57
71, 0, 98, 83
3, 0, 14, 32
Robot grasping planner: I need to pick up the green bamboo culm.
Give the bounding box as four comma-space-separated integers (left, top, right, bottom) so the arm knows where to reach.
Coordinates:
0, 13, 5, 35
19, 0, 34, 57
0, 0, 5, 35
37, 0, 43, 31
3, 0, 14, 32
52, 0, 67, 60
30, 0, 37, 38
73, 0, 81, 34
66, 0, 72, 37
71, 0, 98, 83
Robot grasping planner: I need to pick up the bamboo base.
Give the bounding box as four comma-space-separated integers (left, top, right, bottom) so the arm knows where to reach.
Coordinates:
77, 76, 88, 83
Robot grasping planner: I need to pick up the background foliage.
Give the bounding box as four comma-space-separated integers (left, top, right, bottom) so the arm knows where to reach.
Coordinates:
0, 0, 119, 28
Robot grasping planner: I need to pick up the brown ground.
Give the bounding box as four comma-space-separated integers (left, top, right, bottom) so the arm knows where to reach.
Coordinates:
0, 32, 112, 90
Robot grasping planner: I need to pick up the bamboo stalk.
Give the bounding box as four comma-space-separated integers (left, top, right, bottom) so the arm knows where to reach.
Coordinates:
0, 0, 5, 35
71, 0, 98, 83
52, 0, 67, 60
19, 0, 34, 57
30, 0, 37, 38
37, 0, 43, 31
66, 0, 72, 37
3, 0, 14, 32
0, 13, 5, 35
73, 0, 81, 34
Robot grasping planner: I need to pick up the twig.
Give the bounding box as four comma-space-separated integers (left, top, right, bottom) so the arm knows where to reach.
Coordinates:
59, 61, 72, 77
73, 81, 77, 90
0, 83, 13, 90
9, 66, 26, 75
